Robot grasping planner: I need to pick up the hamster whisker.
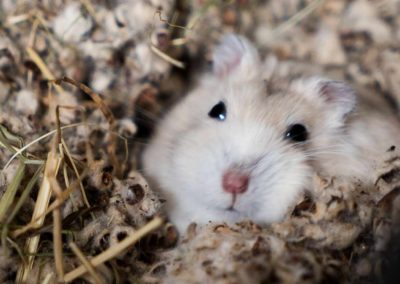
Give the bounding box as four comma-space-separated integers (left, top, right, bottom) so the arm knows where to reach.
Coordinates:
134, 107, 159, 122
305, 148, 348, 155
305, 149, 345, 155
303, 151, 351, 158
133, 140, 152, 146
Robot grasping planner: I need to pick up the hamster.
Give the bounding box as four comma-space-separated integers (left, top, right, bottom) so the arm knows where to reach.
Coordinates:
143, 34, 400, 233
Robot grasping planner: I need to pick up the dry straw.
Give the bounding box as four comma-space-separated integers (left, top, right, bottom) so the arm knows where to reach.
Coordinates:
63, 217, 164, 282
16, 145, 62, 283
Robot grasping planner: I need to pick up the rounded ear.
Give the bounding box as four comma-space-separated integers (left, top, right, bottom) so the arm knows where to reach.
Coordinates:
292, 77, 357, 119
318, 79, 357, 117
212, 34, 262, 82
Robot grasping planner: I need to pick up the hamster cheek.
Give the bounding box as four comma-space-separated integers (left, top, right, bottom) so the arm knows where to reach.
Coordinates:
169, 130, 232, 209
249, 151, 312, 223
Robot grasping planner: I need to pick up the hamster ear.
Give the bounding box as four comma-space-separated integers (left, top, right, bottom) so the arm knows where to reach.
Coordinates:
318, 79, 357, 117
212, 34, 261, 81
294, 77, 357, 119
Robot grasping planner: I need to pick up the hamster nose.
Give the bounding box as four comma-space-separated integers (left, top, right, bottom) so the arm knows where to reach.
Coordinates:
222, 170, 249, 194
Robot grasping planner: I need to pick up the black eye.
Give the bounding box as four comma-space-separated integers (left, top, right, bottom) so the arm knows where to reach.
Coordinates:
208, 101, 226, 121
285, 124, 308, 142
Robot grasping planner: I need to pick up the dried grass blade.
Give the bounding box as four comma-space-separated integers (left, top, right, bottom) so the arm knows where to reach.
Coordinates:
0, 125, 25, 163
61, 139, 91, 209
0, 161, 26, 223
48, 171, 65, 280
7, 237, 27, 265
16, 148, 62, 283
5, 13, 31, 26
2, 122, 83, 171
54, 77, 114, 126
63, 217, 164, 282
272, 0, 325, 36
1, 164, 44, 249
69, 242, 104, 284
5, 164, 44, 224
53, 208, 64, 280
26, 47, 64, 94
0, 124, 24, 151
155, 10, 188, 31
11, 169, 87, 238
53, 77, 121, 177
80, 0, 99, 24
150, 44, 185, 68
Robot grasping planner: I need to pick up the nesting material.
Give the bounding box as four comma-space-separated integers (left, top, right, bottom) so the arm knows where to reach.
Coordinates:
15, 90, 38, 116
313, 24, 346, 65
52, 3, 94, 43
0, 0, 400, 283
340, 0, 392, 44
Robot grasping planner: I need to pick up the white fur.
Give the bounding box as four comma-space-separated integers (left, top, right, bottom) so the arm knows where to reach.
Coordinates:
143, 34, 400, 233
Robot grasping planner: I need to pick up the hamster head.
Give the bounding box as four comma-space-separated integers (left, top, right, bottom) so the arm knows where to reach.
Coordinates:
143, 34, 357, 232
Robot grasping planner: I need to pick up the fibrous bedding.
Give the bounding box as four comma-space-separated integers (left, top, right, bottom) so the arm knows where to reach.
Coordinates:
0, 0, 400, 283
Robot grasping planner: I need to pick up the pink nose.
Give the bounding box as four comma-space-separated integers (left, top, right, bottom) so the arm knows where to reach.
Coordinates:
222, 170, 249, 194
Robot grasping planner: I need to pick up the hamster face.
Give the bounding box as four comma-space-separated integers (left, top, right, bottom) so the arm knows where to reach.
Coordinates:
143, 35, 357, 232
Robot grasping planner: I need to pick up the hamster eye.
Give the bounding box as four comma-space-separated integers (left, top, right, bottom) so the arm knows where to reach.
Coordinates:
285, 124, 308, 142
208, 101, 226, 121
